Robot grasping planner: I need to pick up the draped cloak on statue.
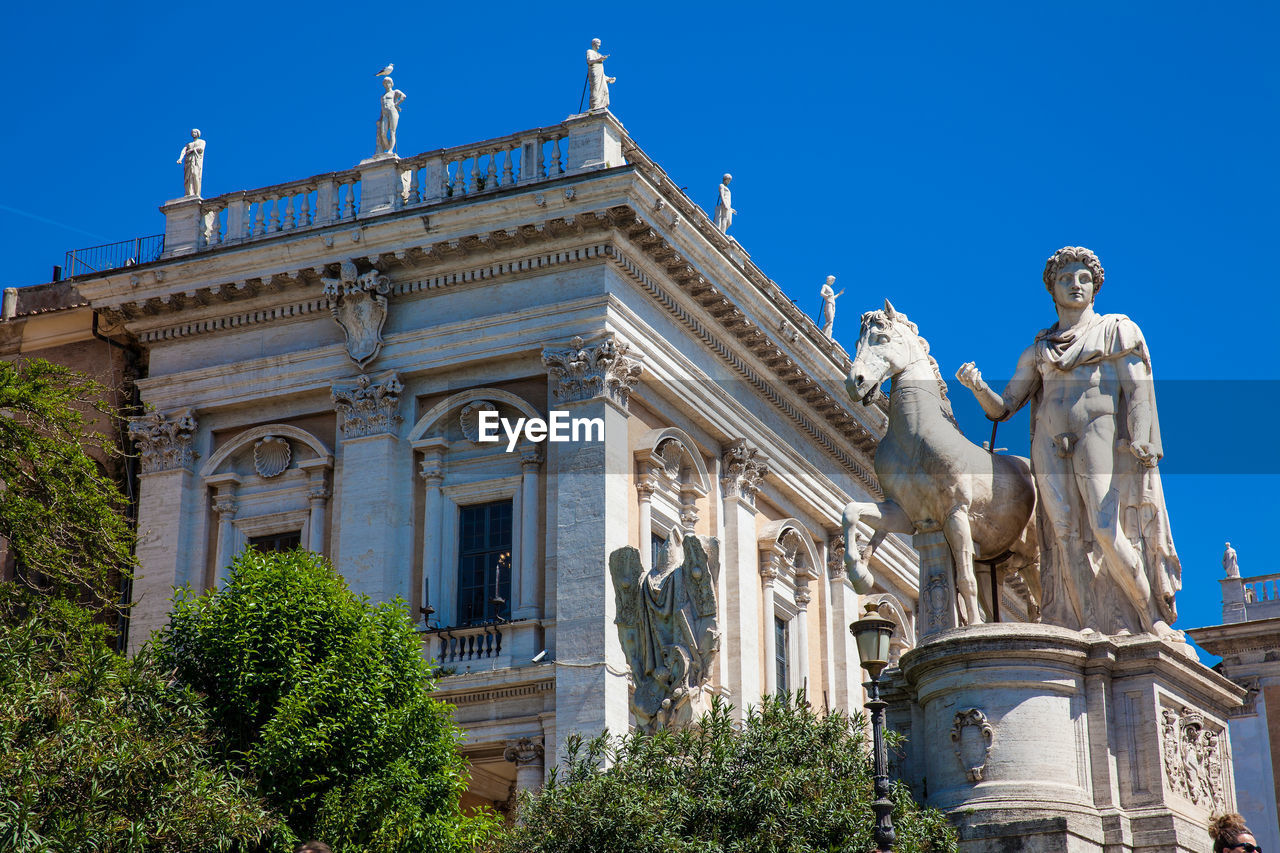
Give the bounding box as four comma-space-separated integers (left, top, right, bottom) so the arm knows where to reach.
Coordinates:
586, 49, 610, 110
1023, 313, 1181, 634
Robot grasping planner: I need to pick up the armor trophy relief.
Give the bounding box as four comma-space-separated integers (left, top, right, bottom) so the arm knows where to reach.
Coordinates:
841, 247, 1245, 852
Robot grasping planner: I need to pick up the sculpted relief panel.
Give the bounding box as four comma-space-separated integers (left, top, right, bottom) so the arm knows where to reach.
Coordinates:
1160, 705, 1227, 813
609, 536, 721, 732
323, 260, 392, 368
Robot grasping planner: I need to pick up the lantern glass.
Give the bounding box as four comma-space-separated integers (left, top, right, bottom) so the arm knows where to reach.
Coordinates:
850, 602, 896, 678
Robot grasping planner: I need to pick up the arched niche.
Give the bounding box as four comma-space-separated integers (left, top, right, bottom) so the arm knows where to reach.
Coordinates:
200, 424, 334, 587
758, 518, 822, 583
409, 388, 543, 444
634, 427, 711, 566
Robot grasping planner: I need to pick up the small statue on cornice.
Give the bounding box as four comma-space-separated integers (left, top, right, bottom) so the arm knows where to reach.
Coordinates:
177, 129, 206, 198
1223, 542, 1239, 578
586, 38, 615, 111
820, 275, 844, 339
714, 174, 735, 234
323, 260, 392, 368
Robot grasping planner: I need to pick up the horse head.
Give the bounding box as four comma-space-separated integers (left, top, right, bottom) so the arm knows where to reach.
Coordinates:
847, 299, 927, 405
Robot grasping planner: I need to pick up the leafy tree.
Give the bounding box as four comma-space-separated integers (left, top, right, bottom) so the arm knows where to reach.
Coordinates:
492, 694, 957, 853
158, 548, 498, 852
0, 358, 135, 617
0, 602, 279, 851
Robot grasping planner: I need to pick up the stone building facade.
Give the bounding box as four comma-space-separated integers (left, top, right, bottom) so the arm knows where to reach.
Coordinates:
1188, 561, 1280, 850
19, 110, 923, 809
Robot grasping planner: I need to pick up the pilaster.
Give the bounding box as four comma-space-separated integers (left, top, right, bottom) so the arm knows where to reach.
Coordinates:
719, 438, 769, 717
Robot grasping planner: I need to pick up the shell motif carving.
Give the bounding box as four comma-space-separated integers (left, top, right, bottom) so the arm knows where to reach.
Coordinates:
951, 708, 995, 783
459, 401, 498, 443
253, 435, 292, 478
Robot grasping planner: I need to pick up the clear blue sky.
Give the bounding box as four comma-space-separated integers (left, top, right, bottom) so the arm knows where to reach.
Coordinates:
3, 2, 1277, 657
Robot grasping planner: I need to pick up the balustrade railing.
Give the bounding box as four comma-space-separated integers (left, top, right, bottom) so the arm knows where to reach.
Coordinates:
65, 235, 165, 275
423, 622, 504, 666
1242, 572, 1280, 604
189, 125, 571, 254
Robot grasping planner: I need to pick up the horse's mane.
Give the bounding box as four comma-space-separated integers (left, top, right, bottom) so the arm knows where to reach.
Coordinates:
861, 309, 960, 427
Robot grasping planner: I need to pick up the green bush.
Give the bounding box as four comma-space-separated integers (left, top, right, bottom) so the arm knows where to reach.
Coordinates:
492, 694, 956, 853
0, 602, 279, 851
157, 548, 497, 852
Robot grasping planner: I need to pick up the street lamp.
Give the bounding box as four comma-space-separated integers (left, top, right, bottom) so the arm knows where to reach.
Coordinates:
850, 600, 897, 851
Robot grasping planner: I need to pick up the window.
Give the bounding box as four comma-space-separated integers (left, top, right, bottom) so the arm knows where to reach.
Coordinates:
248, 531, 302, 552
651, 533, 669, 570
775, 616, 790, 694
457, 500, 513, 625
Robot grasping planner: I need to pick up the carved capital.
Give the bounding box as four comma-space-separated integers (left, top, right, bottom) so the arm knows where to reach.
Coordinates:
827, 534, 847, 580
503, 737, 545, 766
520, 445, 545, 470
212, 495, 239, 517
307, 485, 331, 502
128, 407, 198, 473
720, 439, 769, 504
680, 505, 699, 532
542, 335, 644, 409
331, 372, 403, 437
795, 582, 812, 609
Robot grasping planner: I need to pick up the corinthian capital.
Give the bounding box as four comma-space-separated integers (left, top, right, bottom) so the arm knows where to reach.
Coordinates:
542, 335, 644, 409
331, 371, 403, 437
721, 438, 769, 504
128, 407, 198, 473
503, 737, 545, 766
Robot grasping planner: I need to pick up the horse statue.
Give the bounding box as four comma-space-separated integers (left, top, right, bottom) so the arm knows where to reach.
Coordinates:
841, 300, 1040, 625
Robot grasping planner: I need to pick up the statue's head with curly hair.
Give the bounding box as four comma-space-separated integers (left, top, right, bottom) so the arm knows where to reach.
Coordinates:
1043, 246, 1105, 302
1208, 813, 1257, 852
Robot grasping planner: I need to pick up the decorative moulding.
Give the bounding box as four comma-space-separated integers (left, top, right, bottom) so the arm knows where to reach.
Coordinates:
459, 401, 498, 443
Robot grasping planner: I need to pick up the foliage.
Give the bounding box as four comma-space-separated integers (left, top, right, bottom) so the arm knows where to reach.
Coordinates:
0, 358, 135, 615
157, 548, 498, 852
492, 694, 957, 853
0, 601, 279, 851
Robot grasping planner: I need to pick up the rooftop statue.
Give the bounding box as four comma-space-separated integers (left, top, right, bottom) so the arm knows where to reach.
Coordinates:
842, 301, 1041, 626
375, 76, 407, 156
176, 129, 205, 198
820, 275, 844, 339
956, 247, 1182, 640
714, 174, 735, 234
586, 38, 615, 111
1223, 542, 1239, 578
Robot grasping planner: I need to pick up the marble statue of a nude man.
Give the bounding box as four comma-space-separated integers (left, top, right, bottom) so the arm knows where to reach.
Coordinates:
956, 246, 1181, 639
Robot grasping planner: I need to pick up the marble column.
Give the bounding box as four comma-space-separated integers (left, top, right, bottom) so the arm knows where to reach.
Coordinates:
636, 474, 656, 569
417, 439, 447, 624
542, 334, 643, 766
794, 581, 811, 697
515, 446, 544, 620
127, 408, 201, 653
503, 737, 546, 794
332, 372, 411, 605
825, 535, 858, 712
720, 439, 769, 717
212, 491, 240, 586
761, 564, 779, 695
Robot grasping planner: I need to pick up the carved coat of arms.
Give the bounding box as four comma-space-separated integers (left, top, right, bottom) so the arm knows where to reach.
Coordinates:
323, 260, 391, 368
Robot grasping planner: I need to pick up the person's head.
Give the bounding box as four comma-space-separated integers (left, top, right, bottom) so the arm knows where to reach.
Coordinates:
295, 842, 333, 853
383, 77, 394, 90
591, 38, 601, 48
1042, 246, 1104, 308
1209, 813, 1260, 853
190, 128, 200, 139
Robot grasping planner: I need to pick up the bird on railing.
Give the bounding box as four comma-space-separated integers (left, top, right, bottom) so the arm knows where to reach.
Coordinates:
375, 63, 394, 77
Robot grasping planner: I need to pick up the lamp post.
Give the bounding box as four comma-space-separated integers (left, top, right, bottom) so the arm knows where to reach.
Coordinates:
850, 600, 896, 851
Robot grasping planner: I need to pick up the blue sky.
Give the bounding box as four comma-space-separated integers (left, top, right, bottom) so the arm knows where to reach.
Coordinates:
3, 2, 1277, 656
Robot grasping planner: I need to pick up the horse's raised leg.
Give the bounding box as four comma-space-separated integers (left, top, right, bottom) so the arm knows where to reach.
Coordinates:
942, 506, 984, 626
841, 499, 913, 594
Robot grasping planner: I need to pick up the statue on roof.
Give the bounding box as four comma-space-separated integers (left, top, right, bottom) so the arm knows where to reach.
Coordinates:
586, 38, 615, 111
176, 129, 205, 198
714, 174, 735, 234
376, 77, 407, 156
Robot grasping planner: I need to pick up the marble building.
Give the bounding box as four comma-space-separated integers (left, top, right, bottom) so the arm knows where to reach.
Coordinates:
18, 109, 922, 810
1188, 550, 1280, 852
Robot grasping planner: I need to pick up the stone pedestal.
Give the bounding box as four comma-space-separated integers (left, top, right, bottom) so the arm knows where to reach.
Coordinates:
160, 196, 203, 258
563, 111, 625, 174
888, 624, 1245, 852
357, 154, 402, 218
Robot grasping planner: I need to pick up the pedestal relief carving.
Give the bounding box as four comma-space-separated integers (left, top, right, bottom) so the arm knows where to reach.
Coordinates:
1160, 706, 1226, 811
720, 439, 769, 505
951, 708, 995, 783
609, 536, 720, 732
541, 335, 644, 408
128, 408, 198, 473
323, 260, 392, 368
331, 372, 404, 437
252, 435, 291, 478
